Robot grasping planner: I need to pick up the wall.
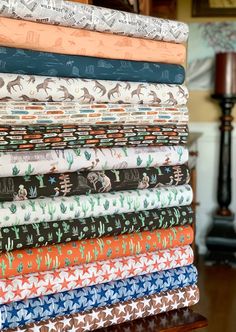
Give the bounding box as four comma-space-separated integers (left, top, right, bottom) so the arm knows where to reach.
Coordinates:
177, 0, 236, 253
177, 0, 236, 122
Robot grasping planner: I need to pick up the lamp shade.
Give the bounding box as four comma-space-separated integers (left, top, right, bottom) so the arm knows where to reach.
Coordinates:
215, 52, 236, 96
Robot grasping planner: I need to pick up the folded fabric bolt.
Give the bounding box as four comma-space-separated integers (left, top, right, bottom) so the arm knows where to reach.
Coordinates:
5, 285, 199, 332
0, 206, 194, 252
0, 164, 190, 202
0, 146, 189, 177
0, 73, 189, 105
0, 0, 189, 43
0, 265, 197, 330
0, 102, 189, 126
0, 225, 193, 278
0, 246, 194, 304
0, 124, 189, 152
0, 17, 186, 64
0, 47, 185, 84
0, 185, 193, 227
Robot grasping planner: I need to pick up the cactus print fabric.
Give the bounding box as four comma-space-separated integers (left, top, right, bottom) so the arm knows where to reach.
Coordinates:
0, 265, 197, 330
0, 206, 194, 252
0, 102, 189, 126
0, 165, 190, 202
0, 225, 193, 278
0, 124, 189, 152
0, 185, 193, 227
0, 246, 194, 304
0, 73, 189, 105
0, 0, 189, 43
0, 17, 186, 64
0, 146, 189, 178
6, 286, 199, 332
0, 47, 185, 84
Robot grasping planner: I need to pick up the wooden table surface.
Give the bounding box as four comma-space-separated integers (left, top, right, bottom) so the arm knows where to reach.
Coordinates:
98, 308, 208, 332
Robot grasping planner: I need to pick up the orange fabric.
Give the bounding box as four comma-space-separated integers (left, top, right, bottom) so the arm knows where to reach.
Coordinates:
0, 17, 186, 64
0, 226, 193, 278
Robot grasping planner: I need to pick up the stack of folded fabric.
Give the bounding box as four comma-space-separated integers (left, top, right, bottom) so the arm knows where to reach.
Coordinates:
0, 1, 199, 331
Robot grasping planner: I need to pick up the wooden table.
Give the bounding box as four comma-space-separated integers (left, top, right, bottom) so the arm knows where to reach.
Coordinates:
98, 308, 208, 331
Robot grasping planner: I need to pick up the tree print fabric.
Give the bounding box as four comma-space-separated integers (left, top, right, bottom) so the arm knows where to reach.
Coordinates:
0, 225, 194, 278
6, 285, 199, 332
0, 47, 185, 84
0, 165, 190, 202
0, 146, 189, 178
0, 206, 194, 252
0, 73, 189, 105
0, 17, 186, 64
0, 265, 197, 330
0, 246, 194, 304
0, 185, 193, 227
0, 124, 189, 152
0, 102, 189, 126
1, 0, 189, 43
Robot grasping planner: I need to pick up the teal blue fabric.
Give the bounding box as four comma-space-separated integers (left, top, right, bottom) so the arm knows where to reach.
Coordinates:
0, 47, 185, 84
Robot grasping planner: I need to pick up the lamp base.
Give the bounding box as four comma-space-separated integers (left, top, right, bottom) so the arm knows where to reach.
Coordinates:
205, 213, 236, 267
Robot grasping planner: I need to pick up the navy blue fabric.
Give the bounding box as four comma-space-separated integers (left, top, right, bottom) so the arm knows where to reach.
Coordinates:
0, 47, 185, 84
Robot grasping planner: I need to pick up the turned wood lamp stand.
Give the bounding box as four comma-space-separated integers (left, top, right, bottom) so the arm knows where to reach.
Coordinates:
206, 52, 236, 265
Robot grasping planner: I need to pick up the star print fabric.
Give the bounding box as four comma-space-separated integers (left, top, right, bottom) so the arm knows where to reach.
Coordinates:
0, 206, 194, 253
0, 246, 194, 304
0, 164, 190, 202
0, 225, 193, 278
0, 265, 197, 330
0, 146, 188, 178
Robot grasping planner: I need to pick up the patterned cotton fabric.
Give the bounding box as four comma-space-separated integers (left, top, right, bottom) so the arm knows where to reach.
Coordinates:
0, 226, 194, 278
0, 124, 188, 151
0, 47, 185, 84
0, 102, 189, 126
0, 0, 189, 43
0, 265, 197, 330
0, 246, 194, 304
0, 165, 190, 201
0, 185, 193, 227
0, 206, 194, 252
5, 286, 199, 332
0, 146, 189, 177
0, 73, 189, 104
